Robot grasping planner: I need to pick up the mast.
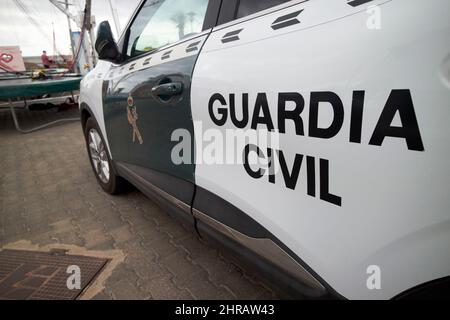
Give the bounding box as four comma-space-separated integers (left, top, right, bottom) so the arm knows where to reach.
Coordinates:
64, 0, 79, 73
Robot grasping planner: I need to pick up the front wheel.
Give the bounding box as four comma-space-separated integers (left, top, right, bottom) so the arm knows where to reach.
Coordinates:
84, 117, 126, 194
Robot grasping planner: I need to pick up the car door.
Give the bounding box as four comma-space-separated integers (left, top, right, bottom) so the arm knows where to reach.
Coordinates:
102, 0, 219, 217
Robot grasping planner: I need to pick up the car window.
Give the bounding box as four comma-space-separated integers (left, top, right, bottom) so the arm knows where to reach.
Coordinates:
236, 0, 291, 19
127, 0, 209, 58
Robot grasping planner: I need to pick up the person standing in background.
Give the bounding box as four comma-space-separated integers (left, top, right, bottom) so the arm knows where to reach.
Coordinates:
41, 50, 53, 69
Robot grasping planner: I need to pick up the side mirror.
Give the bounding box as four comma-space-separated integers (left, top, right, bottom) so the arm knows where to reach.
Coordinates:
95, 21, 120, 62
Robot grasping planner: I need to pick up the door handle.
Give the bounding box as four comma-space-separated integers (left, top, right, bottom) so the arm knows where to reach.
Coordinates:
151, 82, 183, 97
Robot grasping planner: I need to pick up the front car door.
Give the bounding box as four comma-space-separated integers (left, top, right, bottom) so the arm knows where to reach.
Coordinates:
102, 0, 219, 223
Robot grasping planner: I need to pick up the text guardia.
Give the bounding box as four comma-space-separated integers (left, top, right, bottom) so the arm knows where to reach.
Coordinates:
208, 90, 424, 207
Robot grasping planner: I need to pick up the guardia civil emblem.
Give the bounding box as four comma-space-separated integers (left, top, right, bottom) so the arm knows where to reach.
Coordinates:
127, 94, 143, 144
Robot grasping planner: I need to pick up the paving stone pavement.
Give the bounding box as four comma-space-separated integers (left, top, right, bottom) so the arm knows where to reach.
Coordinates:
0, 107, 280, 300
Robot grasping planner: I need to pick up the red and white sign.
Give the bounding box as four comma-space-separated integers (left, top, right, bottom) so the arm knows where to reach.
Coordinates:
0, 46, 26, 73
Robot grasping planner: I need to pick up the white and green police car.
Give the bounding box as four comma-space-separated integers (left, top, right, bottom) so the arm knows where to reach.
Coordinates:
79, 0, 450, 299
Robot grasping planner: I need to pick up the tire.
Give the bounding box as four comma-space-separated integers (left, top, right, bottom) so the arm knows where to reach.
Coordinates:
84, 117, 126, 194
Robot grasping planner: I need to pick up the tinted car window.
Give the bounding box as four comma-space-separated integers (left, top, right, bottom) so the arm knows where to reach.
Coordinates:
127, 0, 209, 58
236, 0, 291, 19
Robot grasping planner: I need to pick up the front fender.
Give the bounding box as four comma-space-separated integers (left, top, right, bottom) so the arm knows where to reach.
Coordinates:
79, 61, 113, 159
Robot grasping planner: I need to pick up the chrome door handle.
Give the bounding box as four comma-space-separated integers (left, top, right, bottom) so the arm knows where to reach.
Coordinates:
151, 82, 183, 97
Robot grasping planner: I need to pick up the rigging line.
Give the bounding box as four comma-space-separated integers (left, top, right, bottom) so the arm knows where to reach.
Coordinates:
13, 0, 52, 43
13, 0, 66, 59
5, 0, 20, 44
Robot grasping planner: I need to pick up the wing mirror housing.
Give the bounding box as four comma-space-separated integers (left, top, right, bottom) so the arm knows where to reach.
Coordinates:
95, 21, 121, 63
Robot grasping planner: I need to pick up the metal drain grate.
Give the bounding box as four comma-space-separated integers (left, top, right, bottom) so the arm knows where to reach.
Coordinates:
0, 249, 109, 300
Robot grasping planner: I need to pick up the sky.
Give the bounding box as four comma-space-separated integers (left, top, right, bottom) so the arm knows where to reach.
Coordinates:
0, 0, 141, 57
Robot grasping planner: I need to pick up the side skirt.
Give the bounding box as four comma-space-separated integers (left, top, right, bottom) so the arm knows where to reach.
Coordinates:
193, 208, 328, 298
115, 162, 195, 228
192, 187, 342, 299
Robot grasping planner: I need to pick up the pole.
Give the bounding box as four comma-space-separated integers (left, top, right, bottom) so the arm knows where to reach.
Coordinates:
65, 0, 79, 73
84, 0, 97, 66
89, 16, 98, 65
108, 0, 121, 37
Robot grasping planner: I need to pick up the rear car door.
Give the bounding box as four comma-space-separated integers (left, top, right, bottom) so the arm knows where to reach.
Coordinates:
103, 0, 219, 221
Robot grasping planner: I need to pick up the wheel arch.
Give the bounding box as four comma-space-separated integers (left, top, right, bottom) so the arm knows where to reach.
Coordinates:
79, 101, 113, 160
80, 102, 93, 132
